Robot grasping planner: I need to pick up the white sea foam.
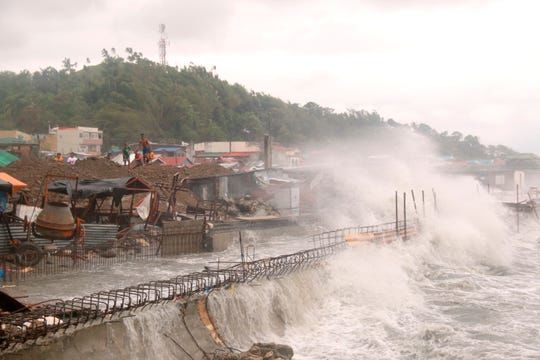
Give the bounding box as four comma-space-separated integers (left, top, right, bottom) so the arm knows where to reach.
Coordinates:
208, 131, 539, 359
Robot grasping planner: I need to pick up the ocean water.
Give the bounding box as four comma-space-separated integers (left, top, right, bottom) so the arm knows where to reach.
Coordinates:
208, 217, 540, 359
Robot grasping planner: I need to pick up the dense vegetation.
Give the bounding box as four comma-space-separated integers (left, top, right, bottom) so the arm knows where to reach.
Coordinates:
0, 48, 516, 159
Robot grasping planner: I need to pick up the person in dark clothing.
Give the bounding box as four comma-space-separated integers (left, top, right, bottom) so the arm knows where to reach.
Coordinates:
122, 143, 132, 166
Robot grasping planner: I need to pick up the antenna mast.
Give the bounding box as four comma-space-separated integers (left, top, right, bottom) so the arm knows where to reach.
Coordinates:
158, 24, 168, 66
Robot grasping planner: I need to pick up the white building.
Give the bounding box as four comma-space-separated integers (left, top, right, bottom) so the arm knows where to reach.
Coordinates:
48, 126, 103, 155
194, 141, 260, 153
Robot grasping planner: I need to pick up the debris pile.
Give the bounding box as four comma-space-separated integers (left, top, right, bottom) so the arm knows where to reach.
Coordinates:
215, 343, 294, 360
6, 157, 232, 201
226, 196, 279, 217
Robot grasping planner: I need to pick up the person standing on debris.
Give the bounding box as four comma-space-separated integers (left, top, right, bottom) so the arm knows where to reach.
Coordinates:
139, 133, 151, 164
66, 153, 77, 165
122, 143, 132, 166
54, 153, 64, 162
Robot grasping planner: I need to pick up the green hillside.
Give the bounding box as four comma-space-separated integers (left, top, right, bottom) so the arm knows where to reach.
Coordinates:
0, 48, 516, 159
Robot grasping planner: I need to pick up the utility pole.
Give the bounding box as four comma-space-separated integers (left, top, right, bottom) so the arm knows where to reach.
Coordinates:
158, 24, 169, 66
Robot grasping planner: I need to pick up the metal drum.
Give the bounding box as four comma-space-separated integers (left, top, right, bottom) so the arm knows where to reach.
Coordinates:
34, 202, 76, 240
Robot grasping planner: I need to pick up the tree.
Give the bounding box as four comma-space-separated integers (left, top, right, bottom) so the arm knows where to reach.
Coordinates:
62, 58, 77, 74
0, 53, 513, 157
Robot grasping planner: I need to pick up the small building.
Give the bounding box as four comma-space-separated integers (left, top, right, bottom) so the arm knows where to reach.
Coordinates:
194, 141, 261, 154
272, 144, 302, 168
184, 169, 301, 217
44, 126, 103, 155
467, 154, 540, 192
0, 130, 33, 143
0, 137, 39, 158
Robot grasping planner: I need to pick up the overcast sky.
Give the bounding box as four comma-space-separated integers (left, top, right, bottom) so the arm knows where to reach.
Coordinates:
2, 0, 539, 152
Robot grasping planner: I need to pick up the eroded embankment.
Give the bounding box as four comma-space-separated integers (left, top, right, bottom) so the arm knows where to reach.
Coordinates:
0, 300, 222, 360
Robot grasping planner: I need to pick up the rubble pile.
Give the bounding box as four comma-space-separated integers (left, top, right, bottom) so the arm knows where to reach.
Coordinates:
6, 157, 281, 220
6, 158, 232, 201
215, 343, 294, 360
226, 196, 279, 217
178, 162, 233, 178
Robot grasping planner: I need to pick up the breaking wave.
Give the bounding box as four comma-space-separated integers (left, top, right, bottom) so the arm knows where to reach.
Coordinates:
207, 216, 540, 359
122, 303, 185, 360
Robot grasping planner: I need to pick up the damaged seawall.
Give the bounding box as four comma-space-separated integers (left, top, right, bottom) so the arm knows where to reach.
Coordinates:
0, 298, 224, 360
0, 227, 349, 359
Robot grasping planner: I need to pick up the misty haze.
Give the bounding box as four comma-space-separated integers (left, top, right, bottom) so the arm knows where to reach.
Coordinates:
0, 1, 539, 359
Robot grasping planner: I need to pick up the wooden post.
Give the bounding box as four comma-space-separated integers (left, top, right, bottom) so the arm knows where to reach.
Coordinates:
239, 231, 246, 266
403, 192, 407, 240
411, 190, 418, 216
422, 190, 425, 218
129, 193, 135, 218
395, 191, 399, 236
432, 188, 438, 213
516, 184, 520, 233
263, 134, 272, 169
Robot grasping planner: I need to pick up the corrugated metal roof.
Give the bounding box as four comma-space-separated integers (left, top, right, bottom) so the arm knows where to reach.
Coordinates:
154, 146, 183, 152
0, 137, 37, 145
159, 156, 192, 167
0, 150, 19, 167
195, 151, 257, 158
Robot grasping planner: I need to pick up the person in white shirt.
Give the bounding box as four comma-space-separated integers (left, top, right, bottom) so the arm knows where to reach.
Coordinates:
66, 153, 77, 165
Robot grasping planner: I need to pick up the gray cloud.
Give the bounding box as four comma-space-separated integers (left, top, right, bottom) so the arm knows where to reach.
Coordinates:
115, 1, 234, 42
0, 0, 538, 153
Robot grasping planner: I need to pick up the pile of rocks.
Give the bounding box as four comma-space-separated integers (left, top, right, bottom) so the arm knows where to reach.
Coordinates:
215, 343, 294, 360
226, 196, 279, 217
5, 157, 231, 202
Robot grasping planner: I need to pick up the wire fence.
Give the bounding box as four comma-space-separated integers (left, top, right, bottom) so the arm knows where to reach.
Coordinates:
0, 224, 164, 283
0, 220, 215, 283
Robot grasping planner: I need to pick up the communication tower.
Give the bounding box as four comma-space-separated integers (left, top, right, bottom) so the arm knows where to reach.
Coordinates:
158, 24, 169, 66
